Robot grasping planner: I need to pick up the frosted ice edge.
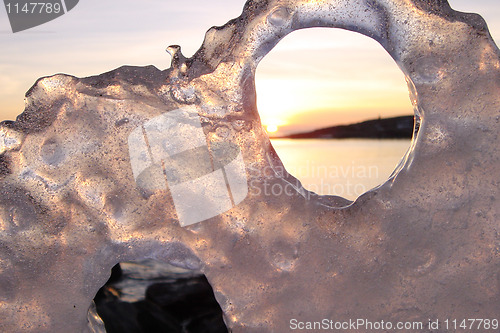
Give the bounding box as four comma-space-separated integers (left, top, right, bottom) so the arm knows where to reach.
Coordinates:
0, 0, 499, 332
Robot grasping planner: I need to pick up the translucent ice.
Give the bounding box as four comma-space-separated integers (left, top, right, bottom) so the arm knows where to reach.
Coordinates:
0, 0, 499, 332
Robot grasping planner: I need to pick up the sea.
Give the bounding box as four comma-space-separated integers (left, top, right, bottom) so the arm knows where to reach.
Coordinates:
271, 138, 411, 200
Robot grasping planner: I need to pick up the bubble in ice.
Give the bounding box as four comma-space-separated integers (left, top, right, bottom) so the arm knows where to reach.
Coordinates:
267, 7, 293, 27
0, 0, 499, 332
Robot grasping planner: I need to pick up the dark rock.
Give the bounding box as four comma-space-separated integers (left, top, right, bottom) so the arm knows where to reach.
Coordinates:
96, 300, 182, 333
279, 115, 415, 139
146, 276, 227, 333
95, 273, 227, 333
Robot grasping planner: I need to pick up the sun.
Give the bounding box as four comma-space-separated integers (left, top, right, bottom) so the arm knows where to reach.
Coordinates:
262, 118, 286, 134
266, 124, 279, 133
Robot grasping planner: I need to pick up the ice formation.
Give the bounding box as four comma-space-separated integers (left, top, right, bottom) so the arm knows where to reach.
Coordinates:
0, 0, 499, 332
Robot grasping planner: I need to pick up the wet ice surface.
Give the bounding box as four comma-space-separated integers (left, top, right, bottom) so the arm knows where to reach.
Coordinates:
109, 261, 197, 303
1, 0, 500, 332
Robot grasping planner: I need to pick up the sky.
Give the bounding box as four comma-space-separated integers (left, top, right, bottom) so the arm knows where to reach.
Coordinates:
0, 0, 499, 135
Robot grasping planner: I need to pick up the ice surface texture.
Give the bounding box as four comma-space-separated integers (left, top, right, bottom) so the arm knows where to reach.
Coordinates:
1, 0, 499, 332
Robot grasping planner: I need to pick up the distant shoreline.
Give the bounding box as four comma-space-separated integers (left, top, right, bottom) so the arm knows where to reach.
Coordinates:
271, 115, 415, 139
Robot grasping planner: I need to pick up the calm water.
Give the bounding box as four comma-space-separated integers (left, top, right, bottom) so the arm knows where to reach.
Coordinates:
270, 138, 411, 200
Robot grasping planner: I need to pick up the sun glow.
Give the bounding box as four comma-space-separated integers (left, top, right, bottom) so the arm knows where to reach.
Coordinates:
266, 124, 279, 133
262, 118, 286, 135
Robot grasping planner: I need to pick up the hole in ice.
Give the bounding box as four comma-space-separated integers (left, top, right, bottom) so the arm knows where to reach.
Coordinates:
93, 260, 227, 332
256, 28, 415, 201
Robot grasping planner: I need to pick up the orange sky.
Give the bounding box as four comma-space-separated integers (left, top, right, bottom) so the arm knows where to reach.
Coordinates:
1, 1, 499, 135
